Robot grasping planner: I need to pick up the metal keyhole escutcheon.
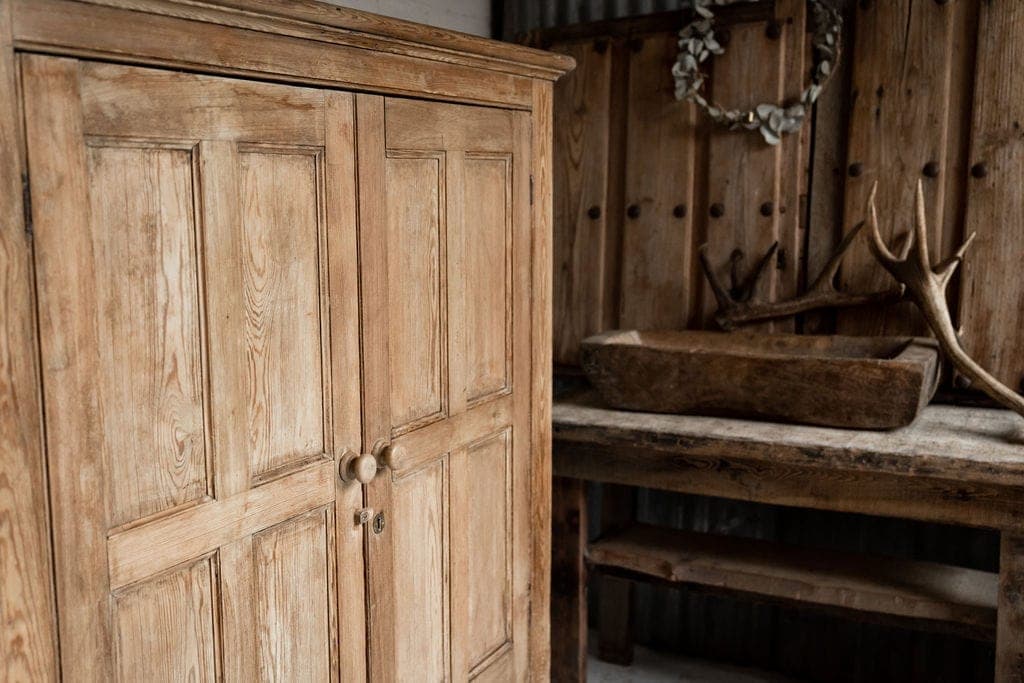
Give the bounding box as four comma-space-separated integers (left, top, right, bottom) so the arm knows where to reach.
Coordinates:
372, 512, 386, 534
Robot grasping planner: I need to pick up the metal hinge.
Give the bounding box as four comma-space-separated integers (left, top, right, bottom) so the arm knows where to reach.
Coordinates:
21, 173, 33, 237
529, 174, 534, 206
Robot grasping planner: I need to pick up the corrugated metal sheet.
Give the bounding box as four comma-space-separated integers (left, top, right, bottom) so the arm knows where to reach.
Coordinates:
503, 0, 695, 39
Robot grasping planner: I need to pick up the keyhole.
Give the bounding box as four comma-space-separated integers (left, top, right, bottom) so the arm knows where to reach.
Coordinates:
372, 512, 386, 534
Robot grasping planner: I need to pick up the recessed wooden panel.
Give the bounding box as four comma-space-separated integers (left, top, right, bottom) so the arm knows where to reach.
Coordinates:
464, 156, 511, 403
87, 144, 207, 527
113, 557, 216, 682
385, 155, 446, 430
465, 431, 512, 668
392, 460, 448, 681
80, 61, 326, 145
253, 507, 333, 680
239, 149, 326, 477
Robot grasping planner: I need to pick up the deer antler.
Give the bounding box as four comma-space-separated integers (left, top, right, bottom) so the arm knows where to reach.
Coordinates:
866, 179, 1024, 418
699, 223, 903, 330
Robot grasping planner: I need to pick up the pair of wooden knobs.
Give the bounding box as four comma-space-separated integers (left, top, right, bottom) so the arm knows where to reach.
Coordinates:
339, 441, 406, 484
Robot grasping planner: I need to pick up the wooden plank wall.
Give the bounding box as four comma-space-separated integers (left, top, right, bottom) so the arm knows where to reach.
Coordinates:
539, 0, 1024, 394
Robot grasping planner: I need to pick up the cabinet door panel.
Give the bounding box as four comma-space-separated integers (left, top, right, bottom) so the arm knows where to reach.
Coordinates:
385, 154, 447, 431
86, 143, 208, 527
358, 95, 532, 681
24, 56, 364, 681
112, 557, 217, 682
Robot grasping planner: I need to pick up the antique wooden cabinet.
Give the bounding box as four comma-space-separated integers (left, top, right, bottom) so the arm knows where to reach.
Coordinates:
0, 1, 572, 680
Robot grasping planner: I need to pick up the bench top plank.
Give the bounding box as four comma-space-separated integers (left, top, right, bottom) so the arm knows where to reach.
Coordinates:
554, 392, 1024, 489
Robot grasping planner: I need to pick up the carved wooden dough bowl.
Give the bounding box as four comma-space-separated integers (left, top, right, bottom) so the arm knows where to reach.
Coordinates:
581, 330, 941, 430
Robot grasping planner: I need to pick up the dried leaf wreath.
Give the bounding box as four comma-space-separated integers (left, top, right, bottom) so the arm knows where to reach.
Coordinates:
672, 0, 842, 145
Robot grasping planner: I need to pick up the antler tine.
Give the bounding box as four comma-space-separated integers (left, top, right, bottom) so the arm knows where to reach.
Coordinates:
912, 179, 932, 270
865, 181, 901, 266
741, 242, 779, 302
808, 221, 864, 293
935, 231, 978, 290
698, 243, 735, 311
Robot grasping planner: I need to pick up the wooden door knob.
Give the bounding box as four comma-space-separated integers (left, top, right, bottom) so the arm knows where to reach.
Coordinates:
339, 449, 378, 484
377, 443, 407, 471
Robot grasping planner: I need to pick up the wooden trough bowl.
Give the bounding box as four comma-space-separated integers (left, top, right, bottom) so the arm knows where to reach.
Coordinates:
580, 330, 942, 430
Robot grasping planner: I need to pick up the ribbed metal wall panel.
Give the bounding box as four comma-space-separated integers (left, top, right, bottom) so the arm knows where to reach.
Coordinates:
503, 0, 694, 39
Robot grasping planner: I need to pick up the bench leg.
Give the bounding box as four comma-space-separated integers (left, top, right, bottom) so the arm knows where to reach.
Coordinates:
597, 484, 635, 665
998, 532, 1024, 682
551, 476, 587, 682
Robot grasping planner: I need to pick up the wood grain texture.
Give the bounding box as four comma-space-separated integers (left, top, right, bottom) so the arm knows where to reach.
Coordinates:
361, 93, 537, 681
555, 391, 1024, 490
550, 476, 587, 683
998, 533, 1024, 682
0, 7, 59, 678
23, 53, 114, 680
112, 557, 217, 681
385, 154, 447, 430
702, 20, 786, 332
13, 0, 536, 109
596, 484, 635, 666
239, 149, 327, 478
112, 0, 575, 78
87, 144, 208, 526
960, 1, 1024, 392
619, 31, 698, 331
324, 90, 368, 683
530, 79, 555, 682
838, 0, 957, 336
550, 38, 615, 366
581, 330, 941, 430
464, 155, 512, 402
590, 523, 998, 640
253, 508, 333, 680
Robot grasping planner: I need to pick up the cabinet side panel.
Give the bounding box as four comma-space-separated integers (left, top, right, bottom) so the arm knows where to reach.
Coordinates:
0, 7, 58, 678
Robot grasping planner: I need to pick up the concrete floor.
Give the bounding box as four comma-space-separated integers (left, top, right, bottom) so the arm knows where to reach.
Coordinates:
587, 642, 798, 683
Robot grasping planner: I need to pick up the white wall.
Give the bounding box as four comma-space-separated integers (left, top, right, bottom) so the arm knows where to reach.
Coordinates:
328, 0, 492, 37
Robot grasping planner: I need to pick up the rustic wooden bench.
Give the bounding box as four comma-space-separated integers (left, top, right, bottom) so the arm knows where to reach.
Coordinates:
551, 391, 1024, 682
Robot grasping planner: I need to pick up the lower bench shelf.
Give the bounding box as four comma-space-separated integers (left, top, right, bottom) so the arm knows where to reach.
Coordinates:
588, 523, 999, 641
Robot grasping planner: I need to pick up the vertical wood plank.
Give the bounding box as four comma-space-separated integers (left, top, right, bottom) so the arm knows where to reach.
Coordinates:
550, 476, 586, 683
355, 92, 398, 683
701, 20, 785, 331
512, 108, 535, 682
596, 483, 635, 665
550, 38, 614, 366
22, 53, 113, 681
838, 0, 957, 336
960, 1, 1024, 391
998, 533, 1024, 682
620, 31, 698, 331
0, 6, 59, 679
775, 0, 807, 311
324, 90, 367, 683
530, 78, 554, 682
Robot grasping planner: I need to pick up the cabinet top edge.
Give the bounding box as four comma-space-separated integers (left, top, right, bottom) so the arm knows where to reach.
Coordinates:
24, 0, 576, 80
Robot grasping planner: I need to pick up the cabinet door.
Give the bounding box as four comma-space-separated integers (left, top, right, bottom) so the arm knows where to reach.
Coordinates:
355, 95, 533, 681
23, 55, 365, 681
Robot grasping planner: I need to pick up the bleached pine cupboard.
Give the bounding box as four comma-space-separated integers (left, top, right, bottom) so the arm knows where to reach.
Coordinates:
0, 1, 572, 679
